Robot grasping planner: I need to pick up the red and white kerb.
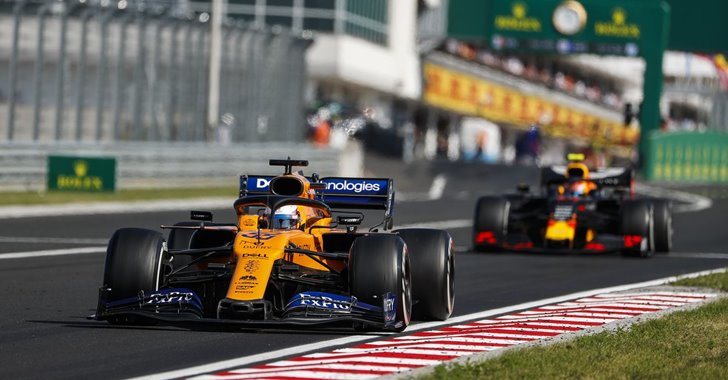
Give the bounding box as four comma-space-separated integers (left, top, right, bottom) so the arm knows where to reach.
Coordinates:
192, 291, 716, 380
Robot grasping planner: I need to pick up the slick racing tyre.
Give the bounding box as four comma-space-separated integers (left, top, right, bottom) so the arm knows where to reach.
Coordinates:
167, 222, 197, 268
168, 221, 236, 249
349, 234, 412, 332
103, 228, 167, 323
473, 196, 509, 252
167, 222, 236, 268
620, 201, 654, 258
395, 228, 454, 321
652, 200, 672, 253
167, 221, 197, 250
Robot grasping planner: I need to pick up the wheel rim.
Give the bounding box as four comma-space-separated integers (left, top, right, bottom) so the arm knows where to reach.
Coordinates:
666, 213, 673, 251
154, 241, 168, 291
401, 252, 412, 324
446, 239, 455, 312
647, 207, 655, 256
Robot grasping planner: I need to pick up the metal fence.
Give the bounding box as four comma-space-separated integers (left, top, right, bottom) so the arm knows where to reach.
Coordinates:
189, 0, 390, 46
0, 0, 312, 143
0, 141, 355, 191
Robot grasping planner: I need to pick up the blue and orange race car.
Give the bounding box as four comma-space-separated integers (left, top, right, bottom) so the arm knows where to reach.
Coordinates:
93, 159, 454, 331
473, 154, 672, 257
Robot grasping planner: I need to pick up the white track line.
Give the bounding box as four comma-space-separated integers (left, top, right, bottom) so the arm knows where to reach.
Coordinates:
667, 252, 728, 260
0, 197, 231, 219
0, 246, 106, 260
636, 184, 713, 213
0, 236, 108, 244
131, 267, 727, 380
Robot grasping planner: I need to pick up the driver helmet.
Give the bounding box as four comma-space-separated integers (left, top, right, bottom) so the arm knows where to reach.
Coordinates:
272, 205, 300, 230
569, 180, 592, 197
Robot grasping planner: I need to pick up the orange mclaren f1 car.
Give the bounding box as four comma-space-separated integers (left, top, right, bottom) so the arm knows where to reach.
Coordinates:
473, 154, 672, 257
92, 159, 454, 331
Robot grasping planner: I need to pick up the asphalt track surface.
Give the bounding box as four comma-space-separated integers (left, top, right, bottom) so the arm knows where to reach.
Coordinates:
1, 160, 727, 379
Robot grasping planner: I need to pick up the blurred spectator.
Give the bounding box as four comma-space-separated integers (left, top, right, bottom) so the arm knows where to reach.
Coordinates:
660, 117, 668, 132
308, 108, 331, 147
440, 41, 625, 111
603, 92, 620, 108
524, 62, 539, 80
585, 85, 601, 102
504, 56, 524, 76
580, 145, 607, 168
215, 113, 235, 146
623, 103, 636, 126
515, 124, 542, 165
538, 67, 552, 85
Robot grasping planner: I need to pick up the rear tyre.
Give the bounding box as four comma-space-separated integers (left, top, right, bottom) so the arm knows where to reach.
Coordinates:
473, 196, 509, 252
103, 228, 167, 324
620, 201, 654, 258
395, 229, 454, 321
652, 200, 672, 253
349, 234, 412, 332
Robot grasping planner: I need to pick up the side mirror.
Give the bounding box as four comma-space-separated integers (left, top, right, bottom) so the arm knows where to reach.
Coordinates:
255, 209, 270, 229
310, 182, 326, 191
191, 210, 213, 222
516, 183, 530, 193
338, 215, 362, 233
337, 215, 363, 226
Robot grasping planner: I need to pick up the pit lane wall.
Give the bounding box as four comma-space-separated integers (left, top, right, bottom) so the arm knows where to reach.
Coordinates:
0, 141, 363, 192
647, 131, 728, 183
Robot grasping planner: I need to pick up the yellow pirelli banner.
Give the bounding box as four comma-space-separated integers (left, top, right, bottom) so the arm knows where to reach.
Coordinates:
423, 62, 639, 147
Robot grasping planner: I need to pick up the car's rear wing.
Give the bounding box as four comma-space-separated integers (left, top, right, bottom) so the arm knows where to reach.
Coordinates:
541, 166, 634, 190
240, 175, 395, 226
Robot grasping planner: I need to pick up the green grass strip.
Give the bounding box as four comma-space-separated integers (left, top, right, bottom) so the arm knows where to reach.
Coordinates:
672, 270, 728, 292
424, 269, 728, 380
0, 187, 238, 206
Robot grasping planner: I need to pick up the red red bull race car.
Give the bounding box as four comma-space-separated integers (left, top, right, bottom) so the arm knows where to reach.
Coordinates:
473, 154, 672, 257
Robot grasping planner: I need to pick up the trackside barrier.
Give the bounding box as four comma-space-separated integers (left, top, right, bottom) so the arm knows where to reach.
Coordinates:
648, 131, 728, 183
0, 142, 362, 191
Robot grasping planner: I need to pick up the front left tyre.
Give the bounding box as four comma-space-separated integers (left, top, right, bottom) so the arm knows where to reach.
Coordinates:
349, 234, 412, 332
102, 228, 167, 323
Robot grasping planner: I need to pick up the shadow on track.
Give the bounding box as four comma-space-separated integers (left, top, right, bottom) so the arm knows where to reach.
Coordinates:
27, 318, 393, 336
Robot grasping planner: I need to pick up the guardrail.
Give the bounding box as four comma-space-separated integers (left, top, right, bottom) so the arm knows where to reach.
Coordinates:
0, 142, 362, 191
